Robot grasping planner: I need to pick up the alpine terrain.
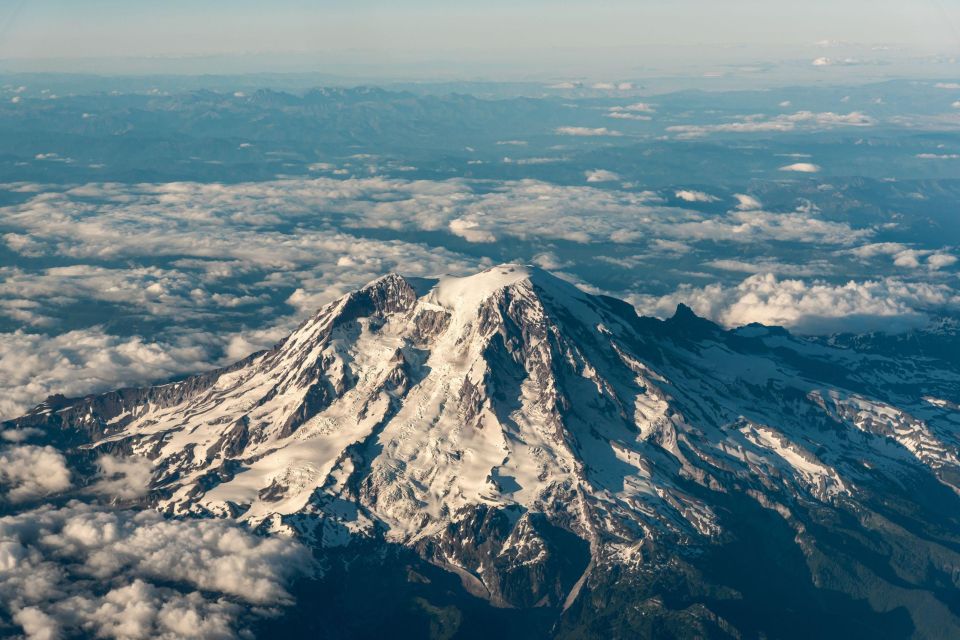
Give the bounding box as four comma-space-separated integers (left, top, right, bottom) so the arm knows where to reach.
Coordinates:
6, 264, 960, 639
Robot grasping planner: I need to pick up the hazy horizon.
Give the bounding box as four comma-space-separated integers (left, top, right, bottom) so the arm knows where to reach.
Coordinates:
1, 0, 959, 83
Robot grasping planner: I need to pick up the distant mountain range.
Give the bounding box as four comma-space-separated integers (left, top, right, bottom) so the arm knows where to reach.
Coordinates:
7, 264, 960, 639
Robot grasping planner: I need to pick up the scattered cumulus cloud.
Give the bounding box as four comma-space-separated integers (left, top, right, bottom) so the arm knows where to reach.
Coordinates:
585, 169, 621, 183
555, 126, 623, 137
733, 194, 762, 210
675, 190, 719, 203
812, 57, 864, 67
848, 243, 957, 271
0, 329, 220, 421
779, 163, 822, 173
704, 259, 832, 277
667, 111, 874, 138
606, 103, 655, 120
606, 111, 651, 121
0, 176, 919, 418
448, 217, 497, 243
0, 445, 72, 503
0, 178, 488, 416
90, 456, 155, 501
0, 502, 309, 639
928, 254, 958, 270
633, 274, 960, 334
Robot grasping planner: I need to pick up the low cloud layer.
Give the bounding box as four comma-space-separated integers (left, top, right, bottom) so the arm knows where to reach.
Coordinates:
0, 328, 222, 420
0, 445, 72, 503
555, 126, 623, 137
780, 163, 822, 173
667, 111, 874, 138
0, 502, 310, 639
634, 273, 960, 334
0, 176, 954, 417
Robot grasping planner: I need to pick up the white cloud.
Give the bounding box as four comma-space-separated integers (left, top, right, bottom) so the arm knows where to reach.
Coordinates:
448, 217, 497, 243
90, 456, 154, 501
0, 177, 883, 416
928, 253, 958, 271
812, 57, 863, 67
0, 178, 491, 416
606, 111, 651, 121
620, 102, 655, 113
585, 169, 621, 183
935, 83, 960, 90
849, 242, 910, 260
848, 244, 957, 272
606, 103, 654, 120
667, 111, 874, 138
733, 194, 762, 210
632, 274, 960, 334
650, 239, 691, 254
1, 428, 44, 443
704, 259, 831, 277
893, 250, 924, 269
555, 126, 623, 137
501, 156, 564, 165
0, 445, 71, 503
0, 502, 309, 639
779, 163, 822, 173
675, 190, 719, 203
0, 328, 217, 421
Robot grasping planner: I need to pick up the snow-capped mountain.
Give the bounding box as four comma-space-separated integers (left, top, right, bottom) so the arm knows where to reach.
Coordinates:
7, 264, 960, 638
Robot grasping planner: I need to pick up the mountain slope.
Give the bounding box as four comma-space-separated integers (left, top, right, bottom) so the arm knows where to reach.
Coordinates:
7, 264, 960, 638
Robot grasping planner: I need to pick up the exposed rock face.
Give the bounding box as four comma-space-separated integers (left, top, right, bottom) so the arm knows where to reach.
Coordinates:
7, 264, 960, 637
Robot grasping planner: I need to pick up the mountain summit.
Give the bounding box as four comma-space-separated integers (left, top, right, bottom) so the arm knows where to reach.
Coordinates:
8, 264, 960, 638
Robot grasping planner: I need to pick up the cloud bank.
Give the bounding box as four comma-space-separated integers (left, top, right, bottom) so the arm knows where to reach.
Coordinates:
0, 502, 309, 639
634, 273, 960, 334
0, 176, 951, 418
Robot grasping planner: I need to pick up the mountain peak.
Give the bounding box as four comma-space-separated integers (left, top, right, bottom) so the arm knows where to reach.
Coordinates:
432, 264, 536, 307
9, 264, 960, 630
665, 302, 719, 336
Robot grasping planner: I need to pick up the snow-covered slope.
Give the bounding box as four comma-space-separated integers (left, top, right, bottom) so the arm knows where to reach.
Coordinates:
8, 264, 960, 635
